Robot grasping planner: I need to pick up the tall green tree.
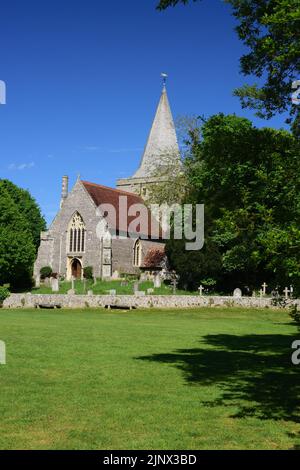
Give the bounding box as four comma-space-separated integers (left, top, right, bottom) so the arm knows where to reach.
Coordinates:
0, 185, 36, 288
0, 179, 46, 249
176, 113, 300, 293
157, 0, 300, 133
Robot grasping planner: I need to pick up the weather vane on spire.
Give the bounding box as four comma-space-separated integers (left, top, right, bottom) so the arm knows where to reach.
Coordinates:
161, 72, 168, 89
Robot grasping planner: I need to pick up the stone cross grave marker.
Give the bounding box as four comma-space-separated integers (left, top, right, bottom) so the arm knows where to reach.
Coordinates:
262, 282, 268, 296
283, 287, 290, 299
198, 285, 204, 296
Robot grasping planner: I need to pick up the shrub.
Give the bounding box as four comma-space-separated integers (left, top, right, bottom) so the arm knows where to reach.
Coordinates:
143, 248, 165, 268
40, 266, 52, 279
290, 304, 300, 325
0, 286, 10, 304
84, 266, 93, 279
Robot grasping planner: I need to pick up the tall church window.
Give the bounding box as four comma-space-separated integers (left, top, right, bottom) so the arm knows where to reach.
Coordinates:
68, 212, 86, 253
133, 239, 142, 267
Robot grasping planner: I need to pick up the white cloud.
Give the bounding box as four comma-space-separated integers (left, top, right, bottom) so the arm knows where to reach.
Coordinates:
8, 161, 35, 171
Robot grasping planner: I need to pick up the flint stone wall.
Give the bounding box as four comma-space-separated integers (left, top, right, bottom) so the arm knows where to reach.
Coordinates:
3, 293, 299, 309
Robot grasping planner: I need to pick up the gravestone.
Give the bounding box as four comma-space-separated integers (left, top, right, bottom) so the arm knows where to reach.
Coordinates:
233, 288, 242, 298
262, 282, 268, 296
283, 287, 290, 299
87, 290, 93, 296
44, 277, 50, 287
198, 285, 204, 296
171, 278, 178, 295
51, 277, 59, 293
108, 289, 116, 296
147, 288, 154, 294
67, 289, 75, 295
154, 275, 161, 289
135, 291, 146, 296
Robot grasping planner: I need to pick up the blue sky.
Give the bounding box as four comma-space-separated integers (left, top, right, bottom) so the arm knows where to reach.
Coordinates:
0, 0, 288, 225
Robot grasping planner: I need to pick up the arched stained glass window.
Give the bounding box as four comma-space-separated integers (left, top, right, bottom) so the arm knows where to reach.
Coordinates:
68, 212, 85, 253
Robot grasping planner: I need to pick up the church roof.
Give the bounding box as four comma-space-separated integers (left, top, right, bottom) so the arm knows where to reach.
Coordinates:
133, 86, 180, 178
82, 180, 162, 238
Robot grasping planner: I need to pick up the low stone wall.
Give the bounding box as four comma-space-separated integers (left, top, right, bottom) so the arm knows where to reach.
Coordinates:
3, 293, 299, 310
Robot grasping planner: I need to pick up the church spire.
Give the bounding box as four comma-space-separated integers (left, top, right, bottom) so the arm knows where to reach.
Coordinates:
132, 75, 180, 179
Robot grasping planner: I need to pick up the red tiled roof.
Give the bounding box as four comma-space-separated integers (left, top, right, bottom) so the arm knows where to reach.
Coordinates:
82, 180, 162, 239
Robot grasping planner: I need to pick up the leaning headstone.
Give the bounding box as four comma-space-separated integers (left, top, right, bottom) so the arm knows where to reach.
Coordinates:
154, 276, 161, 288
67, 289, 75, 295
51, 277, 59, 293
233, 288, 242, 298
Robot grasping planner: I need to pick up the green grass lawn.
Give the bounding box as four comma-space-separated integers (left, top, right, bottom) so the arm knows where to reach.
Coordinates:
0, 307, 299, 450
31, 279, 194, 295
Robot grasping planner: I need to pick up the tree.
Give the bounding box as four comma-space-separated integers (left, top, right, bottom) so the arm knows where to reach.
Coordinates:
143, 248, 166, 268
0, 185, 36, 288
166, 236, 222, 290
0, 179, 46, 249
157, 0, 300, 133
182, 113, 300, 293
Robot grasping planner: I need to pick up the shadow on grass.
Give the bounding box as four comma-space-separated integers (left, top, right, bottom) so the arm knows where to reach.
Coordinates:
136, 333, 300, 433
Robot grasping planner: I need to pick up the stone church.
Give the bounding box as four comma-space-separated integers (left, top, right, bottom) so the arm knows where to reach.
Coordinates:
34, 83, 180, 281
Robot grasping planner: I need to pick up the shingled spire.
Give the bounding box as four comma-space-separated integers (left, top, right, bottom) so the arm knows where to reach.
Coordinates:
116, 78, 180, 196
133, 83, 180, 178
